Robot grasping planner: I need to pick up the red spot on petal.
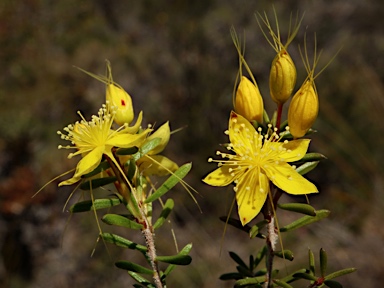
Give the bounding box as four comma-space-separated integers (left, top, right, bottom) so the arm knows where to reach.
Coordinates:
121, 99, 126, 106
231, 111, 238, 118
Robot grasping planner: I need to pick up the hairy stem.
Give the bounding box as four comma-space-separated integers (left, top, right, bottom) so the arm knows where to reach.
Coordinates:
142, 223, 163, 288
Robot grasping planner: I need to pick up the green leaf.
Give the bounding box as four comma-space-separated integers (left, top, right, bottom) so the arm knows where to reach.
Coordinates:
274, 250, 294, 261
229, 251, 247, 268
280, 209, 330, 232
273, 279, 294, 288
115, 261, 153, 274
292, 272, 317, 281
249, 219, 268, 238
102, 214, 143, 230
279, 268, 308, 283
101, 232, 147, 253
324, 280, 343, 288
234, 276, 265, 287
156, 254, 192, 265
128, 272, 154, 287
79, 176, 117, 190
309, 249, 316, 275
82, 160, 110, 178
145, 163, 192, 203
132, 138, 162, 161
294, 152, 327, 163
296, 161, 319, 175
325, 268, 356, 280
116, 146, 139, 155
254, 246, 267, 268
69, 198, 121, 213
320, 248, 328, 277
163, 243, 192, 277
278, 203, 316, 216
153, 198, 174, 229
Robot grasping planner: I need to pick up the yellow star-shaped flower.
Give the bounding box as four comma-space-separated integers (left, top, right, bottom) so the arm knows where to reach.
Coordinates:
203, 111, 318, 225
57, 103, 151, 186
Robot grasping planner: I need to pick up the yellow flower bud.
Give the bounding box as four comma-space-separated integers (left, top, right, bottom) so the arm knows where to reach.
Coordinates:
146, 121, 170, 155
288, 79, 319, 138
137, 155, 179, 176
235, 76, 264, 123
270, 49, 297, 104
106, 84, 134, 126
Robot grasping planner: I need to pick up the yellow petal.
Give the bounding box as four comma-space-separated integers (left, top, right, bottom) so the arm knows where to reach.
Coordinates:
277, 139, 310, 162
236, 171, 269, 225
107, 128, 151, 148
264, 162, 318, 195
228, 111, 259, 155
123, 111, 144, 134
202, 165, 236, 187
138, 155, 178, 176
59, 146, 104, 186
146, 121, 170, 155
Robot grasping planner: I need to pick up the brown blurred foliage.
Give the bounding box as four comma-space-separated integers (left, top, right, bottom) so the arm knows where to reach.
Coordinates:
0, 0, 383, 287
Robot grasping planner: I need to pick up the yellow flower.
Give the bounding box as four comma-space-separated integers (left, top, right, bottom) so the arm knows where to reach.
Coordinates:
235, 76, 264, 123
203, 111, 318, 225
57, 103, 151, 186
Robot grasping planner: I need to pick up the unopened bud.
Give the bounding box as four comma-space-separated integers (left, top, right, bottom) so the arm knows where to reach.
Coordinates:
146, 121, 170, 155
106, 84, 134, 126
235, 76, 264, 123
288, 80, 319, 138
270, 50, 297, 104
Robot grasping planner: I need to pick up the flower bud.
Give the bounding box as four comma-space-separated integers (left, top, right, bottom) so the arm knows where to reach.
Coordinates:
146, 121, 170, 155
106, 84, 134, 126
270, 49, 297, 104
235, 76, 264, 123
288, 80, 319, 138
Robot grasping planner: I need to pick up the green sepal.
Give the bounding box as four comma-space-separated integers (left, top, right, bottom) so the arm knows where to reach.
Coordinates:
324, 280, 342, 288
229, 251, 247, 268
280, 209, 330, 232
115, 261, 153, 275
101, 232, 147, 253
82, 160, 110, 178
219, 272, 243, 281
325, 268, 356, 280
320, 248, 328, 277
279, 119, 288, 131
156, 254, 192, 265
102, 214, 143, 230
128, 272, 155, 288
292, 272, 317, 281
249, 219, 268, 238
153, 198, 174, 230
79, 176, 117, 190
163, 243, 192, 277
295, 152, 327, 163
309, 249, 316, 275
116, 146, 139, 156
145, 163, 192, 203
274, 250, 294, 261
69, 198, 121, 213
277, 203, 316, 216
296, 161, 319, 175
273, 279, 293, 288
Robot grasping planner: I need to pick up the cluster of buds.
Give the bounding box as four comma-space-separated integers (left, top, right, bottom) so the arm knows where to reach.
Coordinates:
233, 13, 322, 139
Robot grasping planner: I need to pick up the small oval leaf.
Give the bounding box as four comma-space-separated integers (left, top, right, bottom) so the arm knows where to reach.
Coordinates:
320, 248, 328, 277
278, 203, 316, 216
296, 161, 319, 175
153, 198, 174, 230
145, 163, 192, 203
274, 250, 294, 261
325, 268, 357, 280
156, 255, 192, 265
115, 261, 153, 274
101, 232, 147, 253
280, 210, 330, 232
102, 214, 143, 230
324, 280, 343, 288
70, 198, 121, 213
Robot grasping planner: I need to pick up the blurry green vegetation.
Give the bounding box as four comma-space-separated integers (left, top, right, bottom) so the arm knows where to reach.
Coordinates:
0, 0, 383, 287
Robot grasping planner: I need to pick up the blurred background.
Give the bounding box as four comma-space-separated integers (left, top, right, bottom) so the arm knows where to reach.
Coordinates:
0, 0, 383, 287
